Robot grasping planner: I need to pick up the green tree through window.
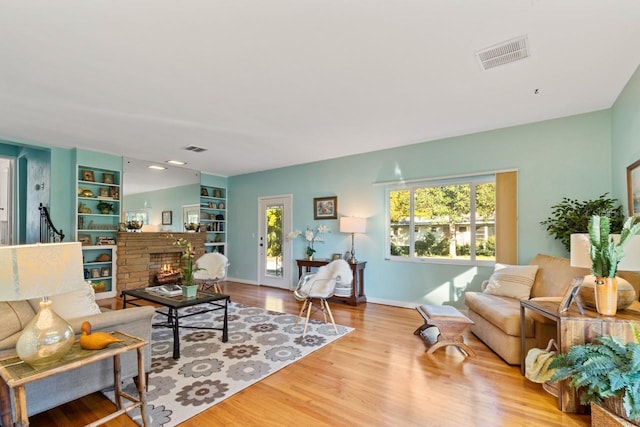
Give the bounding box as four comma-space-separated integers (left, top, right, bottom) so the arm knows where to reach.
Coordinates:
388, 177, 495, 262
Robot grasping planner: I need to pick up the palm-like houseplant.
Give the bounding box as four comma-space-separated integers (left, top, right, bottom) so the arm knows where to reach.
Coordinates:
549, 326, 640, 423
587, 215, 640, 315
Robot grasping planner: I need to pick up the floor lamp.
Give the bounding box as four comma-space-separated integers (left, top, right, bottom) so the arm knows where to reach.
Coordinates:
340, 217, 366, 263
0, 242, 87, 366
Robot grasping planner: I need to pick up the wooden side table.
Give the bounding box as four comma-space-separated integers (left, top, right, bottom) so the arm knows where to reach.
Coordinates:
0, 331, 149, 427
520, 299, 640, 413
296, 259, 367, 306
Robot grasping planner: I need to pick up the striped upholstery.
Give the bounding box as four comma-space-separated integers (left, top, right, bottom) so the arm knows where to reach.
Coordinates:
484, 263, 539, 300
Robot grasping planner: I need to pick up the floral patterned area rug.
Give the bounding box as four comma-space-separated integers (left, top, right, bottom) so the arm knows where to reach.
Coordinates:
104, 301, 353, 426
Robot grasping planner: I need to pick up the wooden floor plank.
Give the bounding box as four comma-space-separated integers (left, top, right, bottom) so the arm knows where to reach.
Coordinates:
28, 281, 590, 426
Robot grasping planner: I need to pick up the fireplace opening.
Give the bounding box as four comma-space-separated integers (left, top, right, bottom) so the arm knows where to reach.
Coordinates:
149, 253, 182, 285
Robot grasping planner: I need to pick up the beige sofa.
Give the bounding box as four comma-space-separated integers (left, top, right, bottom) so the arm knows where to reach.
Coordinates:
464, 253, 640, 365
0, 284, 155, 419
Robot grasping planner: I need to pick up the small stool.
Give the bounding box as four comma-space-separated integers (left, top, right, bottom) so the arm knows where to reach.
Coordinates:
413, 304, 477, 358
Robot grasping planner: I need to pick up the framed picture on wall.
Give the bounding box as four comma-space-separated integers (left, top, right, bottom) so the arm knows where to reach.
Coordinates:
313, 196, 338, 220
162, 210, 172, 225
627, 159, 640, 217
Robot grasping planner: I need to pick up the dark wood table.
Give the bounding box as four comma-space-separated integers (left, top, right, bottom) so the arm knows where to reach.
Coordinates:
121, 288, 230, 359
296, 259, 367, 306
520, 299, 640, 413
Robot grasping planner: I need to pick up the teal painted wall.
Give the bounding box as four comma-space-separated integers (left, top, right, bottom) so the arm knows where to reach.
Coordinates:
611, 64, 640, 213
228, 110, 613, 306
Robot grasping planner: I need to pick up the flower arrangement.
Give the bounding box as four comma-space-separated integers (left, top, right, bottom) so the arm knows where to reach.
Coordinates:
166, 234, 200, 286
287, 225, 330, 258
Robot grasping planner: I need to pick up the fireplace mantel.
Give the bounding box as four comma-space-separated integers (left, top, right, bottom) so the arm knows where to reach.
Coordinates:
116, 232, 206, 292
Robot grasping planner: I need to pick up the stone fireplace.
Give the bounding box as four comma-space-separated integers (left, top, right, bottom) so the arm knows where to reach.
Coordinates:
116, 232, 206, 293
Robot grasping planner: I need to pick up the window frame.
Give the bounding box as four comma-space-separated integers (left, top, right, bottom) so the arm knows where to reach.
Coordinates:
385, 174, 496, 267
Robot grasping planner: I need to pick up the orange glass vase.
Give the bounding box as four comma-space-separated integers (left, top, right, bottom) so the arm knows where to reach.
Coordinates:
594, 277, 618, 316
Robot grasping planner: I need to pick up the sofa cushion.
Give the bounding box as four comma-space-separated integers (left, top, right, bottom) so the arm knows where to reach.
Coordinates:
28, 282, 101, 320
528, 253, 585, 298
484, 263, 539, 300
0, 301, 36, 343
465, 291, 535, 337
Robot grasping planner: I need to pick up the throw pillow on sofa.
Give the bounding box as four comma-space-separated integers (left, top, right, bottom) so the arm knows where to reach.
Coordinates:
484, 263, 539, 300
28, 281, 102, 320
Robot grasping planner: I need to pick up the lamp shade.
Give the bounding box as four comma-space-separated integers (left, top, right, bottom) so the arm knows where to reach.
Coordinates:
570, 234, 591, 269
0, 242, 86, 301
340, 217, 366, 234
570, 233, 640, 271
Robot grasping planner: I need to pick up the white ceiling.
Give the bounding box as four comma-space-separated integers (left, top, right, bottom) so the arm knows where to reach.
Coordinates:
1, 1, 640, 178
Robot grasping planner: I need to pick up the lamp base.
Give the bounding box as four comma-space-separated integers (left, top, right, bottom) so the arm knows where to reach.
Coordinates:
16, 299, 75, 366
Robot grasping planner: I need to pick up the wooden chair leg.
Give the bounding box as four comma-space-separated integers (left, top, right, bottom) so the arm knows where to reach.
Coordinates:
303, 300, 313, 337
322, 299, 339, 334
296, 299, 308, 324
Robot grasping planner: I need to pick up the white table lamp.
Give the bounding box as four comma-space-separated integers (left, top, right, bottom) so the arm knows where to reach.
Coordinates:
0, 242, 87, 366
340, 217, 366, 263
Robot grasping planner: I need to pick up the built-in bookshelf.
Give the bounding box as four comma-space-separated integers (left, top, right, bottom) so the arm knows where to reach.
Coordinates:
75, 165, 121, 299
199, 185, 226, 254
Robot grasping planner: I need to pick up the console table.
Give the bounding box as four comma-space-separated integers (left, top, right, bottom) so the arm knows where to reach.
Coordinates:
296, 259, 367, 306
520, 299, 640, 413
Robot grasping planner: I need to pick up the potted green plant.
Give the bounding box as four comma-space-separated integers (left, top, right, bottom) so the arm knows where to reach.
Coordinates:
549, 326, 640, 425
96, 201, 113, 214
540, 193, 624, 252
167, 234, 201, 297
588, 215, 640, 315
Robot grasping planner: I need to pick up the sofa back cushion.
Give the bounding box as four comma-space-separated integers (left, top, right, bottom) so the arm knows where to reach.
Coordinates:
28, 282, 102, 320
529, 253, 586, 298
0, 301, 36, 343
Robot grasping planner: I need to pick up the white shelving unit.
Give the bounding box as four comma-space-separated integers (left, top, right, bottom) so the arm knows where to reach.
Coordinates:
199, 185, 226, 254
76, 165, 121, 299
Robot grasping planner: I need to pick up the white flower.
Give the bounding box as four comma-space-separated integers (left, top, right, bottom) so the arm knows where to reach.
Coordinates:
304, 229, 314, 242
317, 225, 330, 234
286, 230, 301, 241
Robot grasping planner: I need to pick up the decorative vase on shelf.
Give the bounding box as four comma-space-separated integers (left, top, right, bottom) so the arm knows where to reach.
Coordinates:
595, 277, 618, 316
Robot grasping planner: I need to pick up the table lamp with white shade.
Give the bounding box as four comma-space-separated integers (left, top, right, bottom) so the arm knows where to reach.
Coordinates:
0, 242, 87, 366
340, 217, 366, 263
570, 233, 640, 311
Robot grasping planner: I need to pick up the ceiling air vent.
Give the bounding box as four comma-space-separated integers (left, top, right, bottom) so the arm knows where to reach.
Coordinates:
183, 145, 208, 153
476, 35, 530, 71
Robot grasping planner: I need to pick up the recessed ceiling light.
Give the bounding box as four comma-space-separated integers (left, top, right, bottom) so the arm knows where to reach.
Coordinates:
148, 165, 167, 170
166, 160, 187, 165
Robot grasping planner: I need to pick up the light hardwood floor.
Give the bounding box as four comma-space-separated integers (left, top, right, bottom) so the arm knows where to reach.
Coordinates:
31, 281, 590, 426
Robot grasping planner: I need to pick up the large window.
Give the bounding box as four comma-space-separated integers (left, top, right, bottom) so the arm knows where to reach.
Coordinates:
387, 175, 496, 264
